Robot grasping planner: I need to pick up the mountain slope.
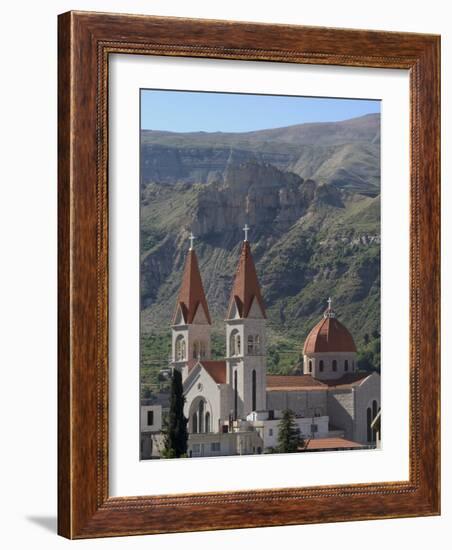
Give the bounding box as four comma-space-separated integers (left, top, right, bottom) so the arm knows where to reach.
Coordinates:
141, 113, 380, 196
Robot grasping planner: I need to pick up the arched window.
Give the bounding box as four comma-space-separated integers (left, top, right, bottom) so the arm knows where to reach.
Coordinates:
205, 412, 210, 433
319, 360, 324, 372
230, 330, 241, 356
175, 335, 186, 361
344, 359, 349, 371
367, 407, 372, 442
254, 335, 260, 354
192, 413, 198, 434
198, 400, 204, 433
332, 359, 337, 372
234, 370, 238, 420
308, 360, 312, 373
192, 341, 206, 359
247, 335, 254, 354
252, 370, 257, 411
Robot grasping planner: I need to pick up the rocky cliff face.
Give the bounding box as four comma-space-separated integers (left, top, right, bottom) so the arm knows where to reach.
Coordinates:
140, 115, 381, 352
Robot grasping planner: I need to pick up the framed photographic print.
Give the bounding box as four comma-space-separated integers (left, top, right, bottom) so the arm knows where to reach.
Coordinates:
58, 11, 440, 538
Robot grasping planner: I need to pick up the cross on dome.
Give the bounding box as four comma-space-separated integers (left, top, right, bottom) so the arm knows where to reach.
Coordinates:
243, 224, 250, 242
188, 232, 196, 250
324, 296, 336, 318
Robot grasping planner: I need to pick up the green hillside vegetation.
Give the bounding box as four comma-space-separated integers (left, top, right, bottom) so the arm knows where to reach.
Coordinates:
139, 114, 381, 387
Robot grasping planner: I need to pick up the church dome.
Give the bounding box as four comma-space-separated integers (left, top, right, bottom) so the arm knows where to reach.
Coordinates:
303, 301, 356, 354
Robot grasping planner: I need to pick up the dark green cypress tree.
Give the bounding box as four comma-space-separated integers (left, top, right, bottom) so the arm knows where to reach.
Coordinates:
277, 409, 303, 453
163, 368, 188, 458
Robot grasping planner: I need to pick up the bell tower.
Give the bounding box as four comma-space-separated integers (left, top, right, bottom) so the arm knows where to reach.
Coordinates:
171, 233, 212, 381
225, 226, 267, 419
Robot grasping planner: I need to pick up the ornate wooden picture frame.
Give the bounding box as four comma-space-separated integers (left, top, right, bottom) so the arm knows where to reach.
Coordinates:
58, 11, 440, 539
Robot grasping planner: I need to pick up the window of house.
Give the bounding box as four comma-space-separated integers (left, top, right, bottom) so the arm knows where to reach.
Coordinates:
344, 359, 349, 371
269, 428, 273, 436
308, 360, 312, 373
332, 359, 337, 372
192, 413, 198, 434
175, 335, 186, 361
205, 412, 210, 433
147, 410, 154, 426
211, 442, 220, 452
192, 444, 200, 453
319, 360, 324, 372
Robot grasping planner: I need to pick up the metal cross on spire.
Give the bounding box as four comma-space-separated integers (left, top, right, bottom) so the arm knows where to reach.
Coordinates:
189, 232, 195, 250
327, 297, 332, 309
243, 224, 250, 242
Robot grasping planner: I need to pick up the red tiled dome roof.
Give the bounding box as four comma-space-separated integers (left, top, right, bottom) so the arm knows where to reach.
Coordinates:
303, 310, 356, 354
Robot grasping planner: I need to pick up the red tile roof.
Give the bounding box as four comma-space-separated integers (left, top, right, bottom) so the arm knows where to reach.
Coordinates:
305, 437, 364, 450
266, 373, 370, 392
228, 241, 266, 319
266, 375, 326, 391
173, 249, 211, 324
322, 373, 370, 388
303, 313, 356, 354
199, 361, 227, 384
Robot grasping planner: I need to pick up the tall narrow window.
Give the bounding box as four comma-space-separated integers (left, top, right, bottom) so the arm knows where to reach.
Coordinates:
230, 330, 241, 356
344, 359, 349, 371
175, 335, 185, 361
372, 400, 378, 442
308, 360, 312, 373
254, 335, 260, 354
192, 413, 198, 434
319, 360, 324, 372
234, 370, 238, 420
252, 369, 257, 411
205, 412, 210, 433
147, 410, 154, 426
332, 359, 337, 372
198, 400, 204, 433
247, 335, 254, 354
193, 341, 199, 359
367, 407, 372, 442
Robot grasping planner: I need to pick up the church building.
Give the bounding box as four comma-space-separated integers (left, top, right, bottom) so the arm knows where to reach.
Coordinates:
169, 229, 380, 458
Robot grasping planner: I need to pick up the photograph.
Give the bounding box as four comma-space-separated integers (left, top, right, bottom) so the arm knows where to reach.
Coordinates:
139, 90, 382, 459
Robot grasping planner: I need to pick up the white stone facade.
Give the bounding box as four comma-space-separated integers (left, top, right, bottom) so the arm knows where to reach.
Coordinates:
160, 243, 381, 458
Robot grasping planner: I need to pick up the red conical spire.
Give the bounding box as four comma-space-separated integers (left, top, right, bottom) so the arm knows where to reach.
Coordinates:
173, 248, 211, 325
228, 240, 266, 319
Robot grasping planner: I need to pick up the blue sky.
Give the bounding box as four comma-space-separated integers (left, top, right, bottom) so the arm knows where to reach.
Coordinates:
140, 89, 380, 133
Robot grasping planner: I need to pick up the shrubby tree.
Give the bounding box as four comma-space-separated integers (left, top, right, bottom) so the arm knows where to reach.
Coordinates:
162, 368, 188, 458
277, 409, 303, 453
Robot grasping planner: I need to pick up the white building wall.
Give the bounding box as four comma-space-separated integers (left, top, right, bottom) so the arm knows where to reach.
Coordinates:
327, 389, 355, 440
183, 365, 222, 433
248, 416, 330, 450
266, 390, 328, 417
140, 405, 163, 432
226, 316, 267, 418
354, 373, 381, 443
